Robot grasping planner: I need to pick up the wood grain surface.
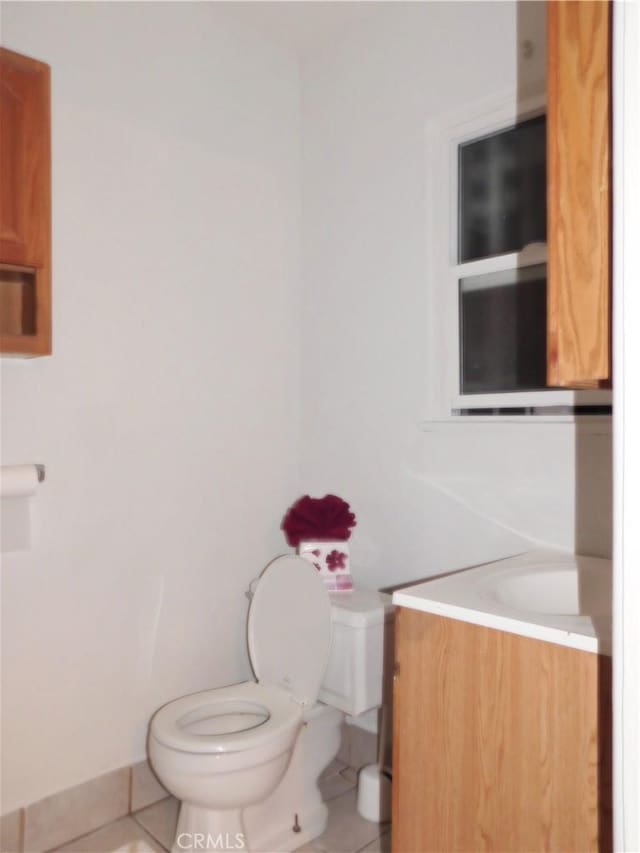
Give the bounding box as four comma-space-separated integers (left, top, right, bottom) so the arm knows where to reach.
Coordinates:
392, 608, 612, 852
547, 0, 611, 387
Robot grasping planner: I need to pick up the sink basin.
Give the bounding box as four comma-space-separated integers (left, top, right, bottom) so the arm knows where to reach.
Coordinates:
487, 559, 612, 617
392, 550, 612, 654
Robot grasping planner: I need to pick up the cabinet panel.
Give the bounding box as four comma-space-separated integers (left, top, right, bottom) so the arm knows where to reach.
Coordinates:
0, 48, 50, 266
0, 47, 51, 355
392, 608, 611, 852
547, 0, 611, 386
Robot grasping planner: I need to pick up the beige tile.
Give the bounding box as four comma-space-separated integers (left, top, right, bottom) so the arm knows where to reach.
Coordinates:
50, 816, 164, 853
133, 798, 178, 851
347, 728, 378, 771
339, 767, 358, 786
318, 769, 357, 803
308, 790, 383, 853
319, 758, 347, 782
24, 767, 130, 853
130, 763, 168, 813
355, 831, 391, 853
1, 809, 23, 853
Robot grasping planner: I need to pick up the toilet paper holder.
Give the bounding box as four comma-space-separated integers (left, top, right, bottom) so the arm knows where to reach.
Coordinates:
1, 463, 46, 496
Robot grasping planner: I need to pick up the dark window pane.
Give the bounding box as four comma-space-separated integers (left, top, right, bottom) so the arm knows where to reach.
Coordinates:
459, 264, 547, 393
458, 115, 546, 263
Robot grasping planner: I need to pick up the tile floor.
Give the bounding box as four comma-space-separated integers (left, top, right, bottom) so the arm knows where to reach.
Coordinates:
49, 761, 391, 853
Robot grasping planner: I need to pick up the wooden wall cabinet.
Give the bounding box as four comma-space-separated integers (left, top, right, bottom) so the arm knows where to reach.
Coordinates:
547, 0, 611, 387
0, 46, 51, 356
392, 608, 612, 853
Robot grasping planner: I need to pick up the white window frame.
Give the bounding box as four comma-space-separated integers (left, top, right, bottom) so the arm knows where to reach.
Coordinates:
425, 90, 612, 418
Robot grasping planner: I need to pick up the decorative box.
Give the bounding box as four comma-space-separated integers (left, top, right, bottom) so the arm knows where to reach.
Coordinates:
297, 540, 353, 592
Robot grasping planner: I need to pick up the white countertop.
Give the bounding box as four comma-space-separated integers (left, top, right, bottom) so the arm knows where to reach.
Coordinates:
392, 550, 612, 654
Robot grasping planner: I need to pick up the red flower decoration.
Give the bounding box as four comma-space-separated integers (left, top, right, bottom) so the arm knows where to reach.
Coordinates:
326, 550, 347, 571
282, 494, 356, 547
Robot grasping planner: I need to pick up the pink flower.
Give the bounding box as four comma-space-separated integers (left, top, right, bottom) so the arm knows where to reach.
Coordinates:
326, 550, 347, 572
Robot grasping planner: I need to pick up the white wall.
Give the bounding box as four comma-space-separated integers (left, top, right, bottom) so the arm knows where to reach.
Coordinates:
0, 0, 614, 816
0, 2, 301, 812
299, 1, 612, 591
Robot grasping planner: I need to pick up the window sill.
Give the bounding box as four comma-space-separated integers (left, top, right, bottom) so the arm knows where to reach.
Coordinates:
419, 415, 612, 434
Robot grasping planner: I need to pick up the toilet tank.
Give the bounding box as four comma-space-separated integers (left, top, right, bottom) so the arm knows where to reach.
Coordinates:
318, 588, 394, 717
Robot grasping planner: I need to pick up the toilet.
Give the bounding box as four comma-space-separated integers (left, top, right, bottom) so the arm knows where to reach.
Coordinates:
148, 554, 393, 853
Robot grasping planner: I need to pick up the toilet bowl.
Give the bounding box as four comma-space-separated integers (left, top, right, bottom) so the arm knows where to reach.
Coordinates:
148, 556, 332, 853
149, 555, 394, 853
149, 681, 303, 804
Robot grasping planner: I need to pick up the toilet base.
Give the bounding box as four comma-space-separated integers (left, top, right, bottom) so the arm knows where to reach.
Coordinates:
172, 804, 247, 853
246, 801, 328, 853
243, 702, 343, 852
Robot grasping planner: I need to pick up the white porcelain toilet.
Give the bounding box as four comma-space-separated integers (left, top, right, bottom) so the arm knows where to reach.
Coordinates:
148, 554, 393, 853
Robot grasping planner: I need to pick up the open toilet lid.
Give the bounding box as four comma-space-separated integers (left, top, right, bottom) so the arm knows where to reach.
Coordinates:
248, 555, 332, 706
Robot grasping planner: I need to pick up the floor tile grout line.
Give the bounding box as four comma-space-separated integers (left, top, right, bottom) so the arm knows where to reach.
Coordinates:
131, 812, 170, 852
320, 783, 358, 803
130, 813, 171, 853
352, 826, 391, 853
338, 769, 358, 783
44, 816, 152, 853
45, 822, 122, 853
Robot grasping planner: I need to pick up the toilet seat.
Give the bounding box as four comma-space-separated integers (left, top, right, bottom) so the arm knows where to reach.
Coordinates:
249, 554, 332, 706
151, 681, 302, 755
150, 557, 332, 760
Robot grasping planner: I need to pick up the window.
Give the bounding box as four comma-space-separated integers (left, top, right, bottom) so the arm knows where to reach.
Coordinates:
458, 115, 546, 263
459, 263, 547, 394
458, 115, 548, 398
426, 93, 611, 417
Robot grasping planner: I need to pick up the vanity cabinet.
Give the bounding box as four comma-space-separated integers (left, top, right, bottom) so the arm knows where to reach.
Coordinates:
547, 0, 611, 387
0, 47, 51, 356
392, 607, 612, 852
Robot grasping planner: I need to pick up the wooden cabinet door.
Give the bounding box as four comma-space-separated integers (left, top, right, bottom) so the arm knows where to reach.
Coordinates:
547, 0, 611, 386
392, 608, 611, 853
0, 47, 51, 355
0, 47, 50, 267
